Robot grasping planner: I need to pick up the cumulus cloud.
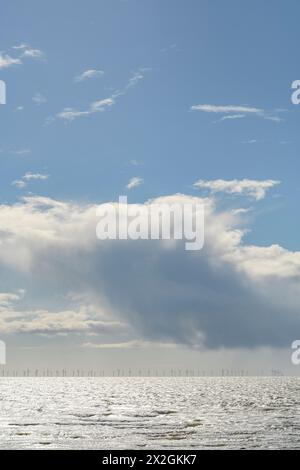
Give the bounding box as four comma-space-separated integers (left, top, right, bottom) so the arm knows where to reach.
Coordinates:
0, 193, 299, 349
193, 179, 280, 201
0, 291, 124, 335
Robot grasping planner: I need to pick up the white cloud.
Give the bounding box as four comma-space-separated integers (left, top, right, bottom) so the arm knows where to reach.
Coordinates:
129, 159, 142, 166
0, 54, 21, 69
75, 69, 104, 82
11, 179, 26, 189
23, 172, 49, 181
191, 104, 263, 114
191, 104, 283, 123
0, 291, 123, 335
22, 47, 44, 59
57, 98, 114, 122
194, 178, 280, 201
217, 114, 246, 122
126, 176, 143, 189
12, 172, 49, 189
242, 139, 258, 144
0, 45, 44, 71
12, 43, 28, 50
126, 70, 144, 89
56, 69, 146, 123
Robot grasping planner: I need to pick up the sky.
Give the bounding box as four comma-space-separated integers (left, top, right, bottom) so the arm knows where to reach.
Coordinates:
0, 0, 300, 373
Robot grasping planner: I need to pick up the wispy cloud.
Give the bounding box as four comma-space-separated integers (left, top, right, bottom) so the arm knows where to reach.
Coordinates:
126, 176, 143, 189
75, 69, 104, 82
56, 69, 147, 123
0, 44, 45, 70
32, 92, 47, 106
217, 114, 246, 122
12, 172, 49, 189
10, 149, 31, 156
242, 139, 258, 144
191, 104, 284, 123
129, 159, 143, 166
22, 47, 44, 59
12, 43, 28, 50
194, 178, 280, 201
126, 70, 145, 89
191, 104, 262, 114
0, 54, 21, 69
11, 179, 26, 189
23, 172, 49, 181
160, 43, 179, 53
57, 98, 114, 122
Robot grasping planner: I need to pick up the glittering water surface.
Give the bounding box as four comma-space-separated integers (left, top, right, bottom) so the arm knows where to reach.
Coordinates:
0, 377, 299, 449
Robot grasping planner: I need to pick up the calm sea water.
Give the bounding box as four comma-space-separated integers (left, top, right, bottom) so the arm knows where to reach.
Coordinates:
0, 377, 299, 449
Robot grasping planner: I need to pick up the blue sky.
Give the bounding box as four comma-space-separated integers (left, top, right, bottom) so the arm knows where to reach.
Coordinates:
0, 0, 300, 371
1, 0, 299, 248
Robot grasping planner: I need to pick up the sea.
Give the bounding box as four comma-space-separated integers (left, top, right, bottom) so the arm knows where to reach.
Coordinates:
0, 377, 299, 449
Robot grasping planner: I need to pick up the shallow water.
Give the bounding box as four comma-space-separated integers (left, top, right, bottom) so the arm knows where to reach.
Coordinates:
0, 377, 299, 449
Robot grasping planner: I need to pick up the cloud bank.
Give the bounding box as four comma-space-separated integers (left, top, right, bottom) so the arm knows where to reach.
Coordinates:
0, 191, 299, 350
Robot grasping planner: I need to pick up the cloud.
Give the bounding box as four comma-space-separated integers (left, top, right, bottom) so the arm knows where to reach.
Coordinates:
11, 179, 26, 189
12, 172, 49, 189
126, 177, 143, 189
0, 193, 299, 349
0, 45, 45, 70
10, 149, 31, 156
81, 340, 177, 349
23, 172, 49, 181
57, 98, 114, 122
126, 70, 145, 89
193, 179, 280, 201
56, 69, 146, 122
217, 114, 246, 122
32, 93, 47, 105
191, 104, 284, 122
191, 104, 263, 114
12, 44, 28, 50
128, 159, 142, 166
242, 139, 258, 144
75, 69, 104, 82
0, 54, 21, 69
0, 291, 123, 335
22, 47, 44, 60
